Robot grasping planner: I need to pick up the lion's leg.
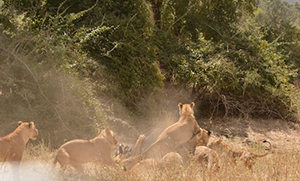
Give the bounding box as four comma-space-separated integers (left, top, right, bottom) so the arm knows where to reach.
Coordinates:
6, 152, 22, 181
10, 161, 21, 181
56, 148, 70, 172
207, 152, 219, 171
132, 134, 145, 157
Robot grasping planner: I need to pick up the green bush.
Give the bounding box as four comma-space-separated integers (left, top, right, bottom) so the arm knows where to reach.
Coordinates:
173, 26, 299, 121
0, 29, 111, 148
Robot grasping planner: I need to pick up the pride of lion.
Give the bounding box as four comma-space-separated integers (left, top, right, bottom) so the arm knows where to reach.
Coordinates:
0, 102, 272, 179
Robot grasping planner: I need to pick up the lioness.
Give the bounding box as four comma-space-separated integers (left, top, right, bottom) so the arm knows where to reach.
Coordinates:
208, 138, 272, 169
177, 128, 212, 163
0, 121, 38, 180
130, 152, 183, 178
0, 121, 38, 163
193, 146, 220, 171
121, 102, 201, 169
161, 152, 183, 167
53, 128, 117, 173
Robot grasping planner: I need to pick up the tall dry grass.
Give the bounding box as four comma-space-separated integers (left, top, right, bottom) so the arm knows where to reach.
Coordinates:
1, 139, 299, 181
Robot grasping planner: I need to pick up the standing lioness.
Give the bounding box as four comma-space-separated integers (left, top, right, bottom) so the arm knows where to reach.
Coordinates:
0, 121, 38, 180
121, 102, 201, 170
53, 128, 117, 173
0, 121, 38, 163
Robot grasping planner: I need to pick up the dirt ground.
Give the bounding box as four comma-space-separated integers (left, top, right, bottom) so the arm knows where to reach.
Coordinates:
200, 118, 300, 151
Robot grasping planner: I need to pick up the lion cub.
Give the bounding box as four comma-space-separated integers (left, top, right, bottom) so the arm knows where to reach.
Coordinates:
208, 138, 272, 169
53, 128, 117, 173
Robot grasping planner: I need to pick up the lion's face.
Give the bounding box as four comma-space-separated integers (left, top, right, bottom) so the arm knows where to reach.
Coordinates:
19, 121, 39, 140
178, 102, 195, 116
100, 129, 117, 146
197, 129, 212, 146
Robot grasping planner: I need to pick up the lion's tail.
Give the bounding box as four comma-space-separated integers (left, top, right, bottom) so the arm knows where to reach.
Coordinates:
255, 140, 272, 158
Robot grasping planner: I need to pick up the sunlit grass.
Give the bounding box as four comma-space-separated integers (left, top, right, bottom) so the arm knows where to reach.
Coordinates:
3, 140, 299, 181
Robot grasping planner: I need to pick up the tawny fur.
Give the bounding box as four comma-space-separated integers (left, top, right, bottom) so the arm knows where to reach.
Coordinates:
161, 152, 183, 167
208, 138, 272, 169
177, 128, 213, 163
130, 152, 183, 178
194, 146, 220, 171
121, 102, 201, 170
0, 121, 38, 180
0, 121, 38, 163
53, 128, 117, 173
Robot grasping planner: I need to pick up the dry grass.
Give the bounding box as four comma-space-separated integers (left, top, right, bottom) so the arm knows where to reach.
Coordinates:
1, 138, 299, 181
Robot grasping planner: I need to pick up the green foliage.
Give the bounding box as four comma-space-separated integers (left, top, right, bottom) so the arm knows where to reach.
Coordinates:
0, 22, 110, 148
255, 0, 300, 69
172, 20, 299, 120
1, 0, 300, 152
72, 0, 164, 107
160, 0, 258, 41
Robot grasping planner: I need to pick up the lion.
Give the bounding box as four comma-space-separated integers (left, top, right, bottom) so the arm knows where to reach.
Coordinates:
208, 138, 272, 169
161, 152, 183, 167
115, 127, 166, 162
130, 152, 183, 179
193, 146, 220, 171
177, 128, 213, 163
0, 121, 38, 163
0, 121, 38, 180
121, 102, 201, 170
53, 128, 118, 173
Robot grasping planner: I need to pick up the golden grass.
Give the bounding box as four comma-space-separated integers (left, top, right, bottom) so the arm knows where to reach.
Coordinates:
1, 140, 299, 181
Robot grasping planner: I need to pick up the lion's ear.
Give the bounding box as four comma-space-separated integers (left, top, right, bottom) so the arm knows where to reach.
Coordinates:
178, 103, 183, 115
208, 130, 213, 136
178, 102, 183, 109
28, 122, 33, 128
190, 102, 195, 109
18, 121, 23, 125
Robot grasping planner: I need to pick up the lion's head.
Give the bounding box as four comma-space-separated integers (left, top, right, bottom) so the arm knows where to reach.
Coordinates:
178, 102, 195, 116
99, 128, 118, 146
197, 129, 213, 147
208, 138, 231, 153
18, 121, 39, 140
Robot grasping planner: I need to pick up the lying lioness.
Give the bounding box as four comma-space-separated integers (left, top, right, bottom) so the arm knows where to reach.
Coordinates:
193, 146, 220, 171
53, 128, 117, 173
208, 138, 272, 169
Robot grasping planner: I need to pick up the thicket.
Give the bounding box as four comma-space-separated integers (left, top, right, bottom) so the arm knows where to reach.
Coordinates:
1, 0, 300, 147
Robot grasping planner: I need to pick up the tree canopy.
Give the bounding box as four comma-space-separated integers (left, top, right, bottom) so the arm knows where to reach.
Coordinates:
1, 0, 300, 146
